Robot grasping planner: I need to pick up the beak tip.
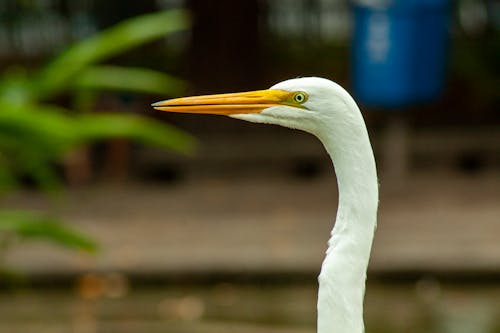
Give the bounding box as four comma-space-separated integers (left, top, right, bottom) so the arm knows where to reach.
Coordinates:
151, 101, 164, 107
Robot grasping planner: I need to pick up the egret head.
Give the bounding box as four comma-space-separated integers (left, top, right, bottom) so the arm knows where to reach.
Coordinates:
153, 77, 358, 137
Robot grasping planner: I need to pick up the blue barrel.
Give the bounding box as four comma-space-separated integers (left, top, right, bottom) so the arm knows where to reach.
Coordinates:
352, 0, 450, 108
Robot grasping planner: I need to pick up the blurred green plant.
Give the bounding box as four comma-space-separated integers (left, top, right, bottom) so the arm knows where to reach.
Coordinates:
0, 9, 194, 273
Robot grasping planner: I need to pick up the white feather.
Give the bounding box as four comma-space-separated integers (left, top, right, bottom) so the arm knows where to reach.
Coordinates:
233, 77, 379, 333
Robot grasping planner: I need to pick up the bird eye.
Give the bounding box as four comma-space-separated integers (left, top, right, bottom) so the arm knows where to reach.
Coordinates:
293, 92, 308, 104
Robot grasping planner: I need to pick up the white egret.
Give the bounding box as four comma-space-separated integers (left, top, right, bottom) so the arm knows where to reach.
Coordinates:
153, 77, 378, 333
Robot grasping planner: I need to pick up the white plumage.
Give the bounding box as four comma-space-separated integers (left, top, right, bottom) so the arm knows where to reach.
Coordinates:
154, 77, 379, 333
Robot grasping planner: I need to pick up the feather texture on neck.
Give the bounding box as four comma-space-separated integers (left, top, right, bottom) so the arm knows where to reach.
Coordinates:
314, 93, 378, 333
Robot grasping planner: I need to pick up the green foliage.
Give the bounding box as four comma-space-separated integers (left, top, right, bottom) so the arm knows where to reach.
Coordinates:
35, 9, 189, 100
74, 65, 188, 95
0, 101, 195, 192
0, 9, 194, 265
0, 210, 97, 253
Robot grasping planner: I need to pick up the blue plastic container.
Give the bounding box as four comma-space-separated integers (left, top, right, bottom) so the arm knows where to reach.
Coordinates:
352, 0, 450, 108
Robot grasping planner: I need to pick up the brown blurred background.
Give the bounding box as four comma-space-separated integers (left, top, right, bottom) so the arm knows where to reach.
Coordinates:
0, 0, 499, 333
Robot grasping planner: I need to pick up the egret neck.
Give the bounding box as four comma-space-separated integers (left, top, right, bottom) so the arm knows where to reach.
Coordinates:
314, 98, 378, 333
152, 77, 379, 333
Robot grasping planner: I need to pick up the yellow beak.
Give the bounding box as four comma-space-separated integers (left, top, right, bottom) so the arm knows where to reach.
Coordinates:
152, 89, 293, 115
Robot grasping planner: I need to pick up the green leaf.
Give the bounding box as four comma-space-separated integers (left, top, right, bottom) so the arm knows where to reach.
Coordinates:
0, 103, 75, 192
0, 210, 98, 253
77, 113, 197, 154
35, 9, 189, 98
74, 65, 188, 96
0, 67, 34, 105
0, 101, 195, 193
0, 101, 79, 155
0, 100, 196, 155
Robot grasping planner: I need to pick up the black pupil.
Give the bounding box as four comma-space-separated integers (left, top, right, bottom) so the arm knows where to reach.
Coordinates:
296, 94, 303, 102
